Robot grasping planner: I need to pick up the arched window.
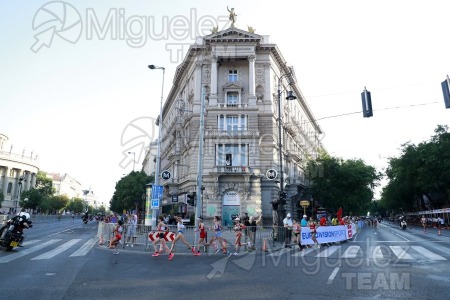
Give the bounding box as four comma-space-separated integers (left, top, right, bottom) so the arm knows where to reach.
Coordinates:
7, 182, 12, 194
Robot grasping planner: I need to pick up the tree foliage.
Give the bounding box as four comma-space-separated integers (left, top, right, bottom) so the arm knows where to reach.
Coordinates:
65, 198, 85, 214
20, 171, 54, 211
381, 125, 450, 211
110, 171, 153, 213
306, 153, 382, 216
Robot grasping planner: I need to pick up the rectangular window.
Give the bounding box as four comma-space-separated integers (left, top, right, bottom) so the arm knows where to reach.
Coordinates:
227, 92, 239, 106
217, 144, 248, 166
218, 115, 247, 131
228, 69, 238, 82
226, 116, 239, 131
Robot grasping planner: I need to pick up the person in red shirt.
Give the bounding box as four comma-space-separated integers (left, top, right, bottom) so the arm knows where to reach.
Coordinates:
320, 215, 327, 226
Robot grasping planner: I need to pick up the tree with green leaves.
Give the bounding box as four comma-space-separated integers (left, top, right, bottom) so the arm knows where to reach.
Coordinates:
19, 171, 54, 212
65, 198, 85, 214
381, 125, 450, 211
110, 171, 153, 213
306, 153, 382, 216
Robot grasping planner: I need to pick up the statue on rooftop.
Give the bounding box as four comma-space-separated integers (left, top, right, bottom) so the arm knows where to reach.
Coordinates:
227, 6, 237, 28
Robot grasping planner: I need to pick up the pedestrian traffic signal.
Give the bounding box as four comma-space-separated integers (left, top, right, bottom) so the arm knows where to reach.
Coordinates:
361, 87, 373, 117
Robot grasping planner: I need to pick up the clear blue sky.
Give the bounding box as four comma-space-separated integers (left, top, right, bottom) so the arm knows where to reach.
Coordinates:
1, 0, 449, 206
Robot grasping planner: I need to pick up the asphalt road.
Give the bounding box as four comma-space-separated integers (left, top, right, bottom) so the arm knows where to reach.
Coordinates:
0, 219, 449, 300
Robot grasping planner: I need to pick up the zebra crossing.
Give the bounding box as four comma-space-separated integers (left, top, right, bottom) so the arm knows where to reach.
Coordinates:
0, 238, 98, 263
267, 244, 447, 262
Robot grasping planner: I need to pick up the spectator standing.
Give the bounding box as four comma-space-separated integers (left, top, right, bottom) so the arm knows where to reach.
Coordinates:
247, 215, 262, 250
283, 213, 293, 248
320, 215, 327, 226
437, 216, 444, 236
301, 215, 308, 227
126, 213, 138, 247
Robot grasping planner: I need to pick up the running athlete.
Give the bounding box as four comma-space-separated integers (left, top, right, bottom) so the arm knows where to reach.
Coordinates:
152, 216, 170, 257
308, 217, 320, 248
292, 219, 302, 251
208, 216, 227, 254
109, 220, 123, 255
168, 217, 199, 260
195, 217, 206, 254
230, 217, 245, 256
421, 215, 427, 233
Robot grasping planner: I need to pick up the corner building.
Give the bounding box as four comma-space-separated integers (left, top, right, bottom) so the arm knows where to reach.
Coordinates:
159, 27, 324, 225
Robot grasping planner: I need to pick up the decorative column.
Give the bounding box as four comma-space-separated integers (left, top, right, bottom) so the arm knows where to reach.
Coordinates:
210, 55, 218, 103
1, 166, 7, 194
248, 54, 256, 105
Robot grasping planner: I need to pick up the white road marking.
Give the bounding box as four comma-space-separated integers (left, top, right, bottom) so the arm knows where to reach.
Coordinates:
268, 248, 292, 256
32, 239, 81, 260
341, 245, 360, 258
395, 233, 410, 241
69, 238, 98, 257
292, 247, 316, 257
22, 240, 40, 246
411, 246, 446, 261
390, 246, 414, 260
0, 240, 61, 263
316, 246, 340, 257
369, 246, 384, 259
327, 267, 340, 284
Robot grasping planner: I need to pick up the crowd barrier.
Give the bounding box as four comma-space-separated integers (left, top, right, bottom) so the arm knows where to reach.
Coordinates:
97, 222, 359, 252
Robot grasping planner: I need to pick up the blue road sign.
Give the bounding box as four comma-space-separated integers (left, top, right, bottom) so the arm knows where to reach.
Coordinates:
151, 185, 163, 199
151, 199, 160, 209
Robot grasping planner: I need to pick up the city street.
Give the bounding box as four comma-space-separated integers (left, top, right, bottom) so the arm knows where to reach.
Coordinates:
0, 219, 449, 299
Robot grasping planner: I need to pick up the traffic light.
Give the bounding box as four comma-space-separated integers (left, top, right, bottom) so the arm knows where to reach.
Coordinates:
279, 191, 287, 204
361, 87, 373, 117
441, 76, 450, 109
187, 192, 196, 206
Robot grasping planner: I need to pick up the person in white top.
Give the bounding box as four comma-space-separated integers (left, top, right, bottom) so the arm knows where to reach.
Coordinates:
126, 214, 137, 247
168, 216, 199, 260
283, 213, 293, 248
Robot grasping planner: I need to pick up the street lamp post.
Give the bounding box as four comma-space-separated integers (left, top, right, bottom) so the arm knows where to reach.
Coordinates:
128, 151, 135, 172
276, 73, 297, 223
82, 189, 90, 212
148, 64, 165, 227
16, 177, 24, 214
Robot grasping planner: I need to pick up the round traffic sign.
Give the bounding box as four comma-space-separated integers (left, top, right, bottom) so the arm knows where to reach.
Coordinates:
266, 169, 278, 180
161, 170, 171, 180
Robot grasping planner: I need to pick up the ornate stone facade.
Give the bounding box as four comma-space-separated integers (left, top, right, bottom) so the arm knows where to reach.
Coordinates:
157, 27, 324, 224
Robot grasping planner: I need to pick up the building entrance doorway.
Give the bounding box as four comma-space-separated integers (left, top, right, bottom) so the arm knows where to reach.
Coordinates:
222, 190, 240, 227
